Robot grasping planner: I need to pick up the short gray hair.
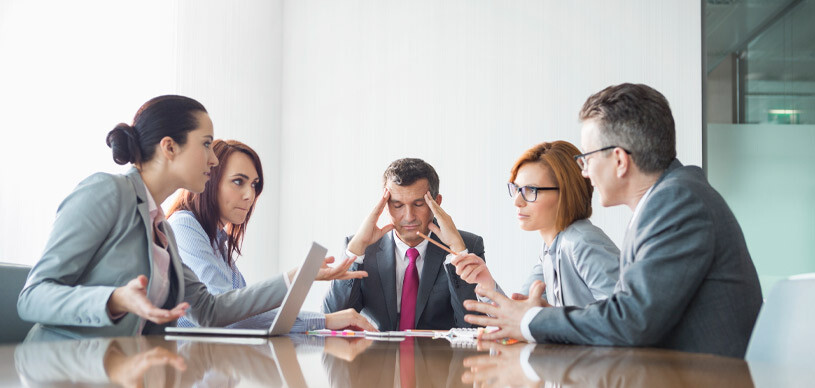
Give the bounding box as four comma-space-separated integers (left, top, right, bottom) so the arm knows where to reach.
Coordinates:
579, 83, 676, 173
382, 158, 440, 197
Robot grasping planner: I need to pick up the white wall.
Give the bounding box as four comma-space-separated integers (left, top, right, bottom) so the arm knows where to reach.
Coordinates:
0, 1, 702, 315
0, 0, 284, 280
0, 0, 178, 263
279, 0, 703, 310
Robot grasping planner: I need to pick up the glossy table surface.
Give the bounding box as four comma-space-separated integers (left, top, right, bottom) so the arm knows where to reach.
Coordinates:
0, 334, 809, 387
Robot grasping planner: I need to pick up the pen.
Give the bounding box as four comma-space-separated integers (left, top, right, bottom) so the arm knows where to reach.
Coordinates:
415, 231, 459, 256
307, 329, 359, 336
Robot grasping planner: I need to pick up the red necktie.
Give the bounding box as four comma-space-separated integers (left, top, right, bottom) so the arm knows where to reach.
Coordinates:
399, 338, 416, 388
399, 248, 419, 330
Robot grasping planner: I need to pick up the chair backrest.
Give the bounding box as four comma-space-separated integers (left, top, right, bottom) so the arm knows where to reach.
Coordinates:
0, 263, 33, 344
745, 273, 815, 365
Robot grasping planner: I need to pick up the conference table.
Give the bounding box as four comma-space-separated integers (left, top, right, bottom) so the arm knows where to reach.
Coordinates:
0, 334, 808, 387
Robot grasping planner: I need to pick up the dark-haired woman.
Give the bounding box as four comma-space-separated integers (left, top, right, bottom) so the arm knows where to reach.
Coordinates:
17, 95, 369, 341
168, 139, 375, 331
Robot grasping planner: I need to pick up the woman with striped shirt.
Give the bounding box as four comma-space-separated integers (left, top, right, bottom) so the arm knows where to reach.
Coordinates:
167, 139, 374, 332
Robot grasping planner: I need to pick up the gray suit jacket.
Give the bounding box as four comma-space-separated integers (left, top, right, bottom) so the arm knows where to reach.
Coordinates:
529, 159, 762, 358
17, 168, 289, 341
322, 231, 484, 331
518, 219, 619, 307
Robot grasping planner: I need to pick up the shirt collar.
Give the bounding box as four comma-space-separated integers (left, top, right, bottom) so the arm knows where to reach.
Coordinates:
217, 228, 228, 244
629, 184, 655, 229
542, 233, 562, 257
141, 181, 164, 220
392, 229, 430, 261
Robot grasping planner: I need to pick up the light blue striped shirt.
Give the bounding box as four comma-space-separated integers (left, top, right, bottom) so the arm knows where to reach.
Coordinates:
168, 210, 324, 332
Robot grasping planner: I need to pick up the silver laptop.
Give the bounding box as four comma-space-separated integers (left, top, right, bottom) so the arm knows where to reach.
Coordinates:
165, 242, 327, 337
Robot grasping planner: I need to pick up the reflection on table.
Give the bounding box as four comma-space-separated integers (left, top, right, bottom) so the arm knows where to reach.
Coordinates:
322, 337, 471, 388
1, 333, 809, 387
463, 341, 755, 388
13, 336, 185, 387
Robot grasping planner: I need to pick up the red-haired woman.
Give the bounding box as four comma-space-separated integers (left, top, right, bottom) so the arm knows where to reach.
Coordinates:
453, 141, 619, 309
168, 139, 375, 331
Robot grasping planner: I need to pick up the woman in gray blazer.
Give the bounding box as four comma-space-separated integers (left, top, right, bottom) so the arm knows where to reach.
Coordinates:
453, 141, 619, 307
17, 95, 364, 341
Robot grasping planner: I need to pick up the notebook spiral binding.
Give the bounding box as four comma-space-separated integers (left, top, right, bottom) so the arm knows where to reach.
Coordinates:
433, 328, 479, 348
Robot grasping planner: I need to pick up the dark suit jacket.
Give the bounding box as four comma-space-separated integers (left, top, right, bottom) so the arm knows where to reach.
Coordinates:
529, 159, 762, 358
322, 230, 484, 331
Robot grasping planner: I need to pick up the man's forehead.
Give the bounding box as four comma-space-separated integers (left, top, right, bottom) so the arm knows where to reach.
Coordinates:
580, 120, 602, 149
386, 180, 429, 201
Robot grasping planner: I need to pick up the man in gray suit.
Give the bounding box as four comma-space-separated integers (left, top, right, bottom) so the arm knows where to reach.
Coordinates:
465, 83, 762, 358
323, 158, 484, 331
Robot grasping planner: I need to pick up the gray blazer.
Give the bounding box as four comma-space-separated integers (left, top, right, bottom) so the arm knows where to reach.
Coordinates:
322, 231, 484, 331
528, 159, 762, 358
17, 168, 289, 341
519, 219, 620, 307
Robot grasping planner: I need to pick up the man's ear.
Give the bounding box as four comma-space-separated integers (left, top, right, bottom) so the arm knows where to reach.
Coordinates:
435, 194, 442, 206
159, 136, 177, 161
615, 148, 630, 178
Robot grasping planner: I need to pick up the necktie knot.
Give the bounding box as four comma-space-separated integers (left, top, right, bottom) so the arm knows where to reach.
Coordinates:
406, 247, 419, 264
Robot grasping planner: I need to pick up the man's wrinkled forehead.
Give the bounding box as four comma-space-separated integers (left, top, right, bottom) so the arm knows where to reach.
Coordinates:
385, 179, 428, 204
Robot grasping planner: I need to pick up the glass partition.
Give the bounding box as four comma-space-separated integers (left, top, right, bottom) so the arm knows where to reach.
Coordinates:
705, 0, 815, 294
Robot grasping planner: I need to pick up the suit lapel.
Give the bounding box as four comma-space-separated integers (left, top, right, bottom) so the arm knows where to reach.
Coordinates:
415, 234, 444, 327
126, 169, 155, 275
624, 158, 682, 261
616, 159, 683, 293
377, 234, 398, 329
125, 168, 185, 304
160, 220, 186, 302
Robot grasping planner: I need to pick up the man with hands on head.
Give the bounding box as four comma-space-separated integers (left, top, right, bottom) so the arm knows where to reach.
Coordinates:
463, 83, 762, 359
323, 158, 486, 331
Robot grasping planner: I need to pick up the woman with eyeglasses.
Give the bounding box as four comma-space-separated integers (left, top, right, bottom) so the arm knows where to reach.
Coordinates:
453, 141, 619, 307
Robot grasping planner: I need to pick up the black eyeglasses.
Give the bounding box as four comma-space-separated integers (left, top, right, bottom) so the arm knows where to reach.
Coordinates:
573, 146, 631, 170
507, 182, 558, 202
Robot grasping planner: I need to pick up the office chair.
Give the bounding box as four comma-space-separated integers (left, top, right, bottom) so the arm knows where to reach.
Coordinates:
745, 273, 815, 365
0, 263, 33, 344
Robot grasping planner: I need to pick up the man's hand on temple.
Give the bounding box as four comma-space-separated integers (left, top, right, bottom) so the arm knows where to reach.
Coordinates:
423, 192, 466, 253
347, 190, 395, 256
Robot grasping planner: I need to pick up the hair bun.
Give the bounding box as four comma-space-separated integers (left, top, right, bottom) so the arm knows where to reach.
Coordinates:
106, 123, 141, 165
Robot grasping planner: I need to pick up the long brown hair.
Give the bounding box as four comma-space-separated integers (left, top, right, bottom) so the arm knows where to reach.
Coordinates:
509, 141, 593, 232
168, 139, 264, 266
